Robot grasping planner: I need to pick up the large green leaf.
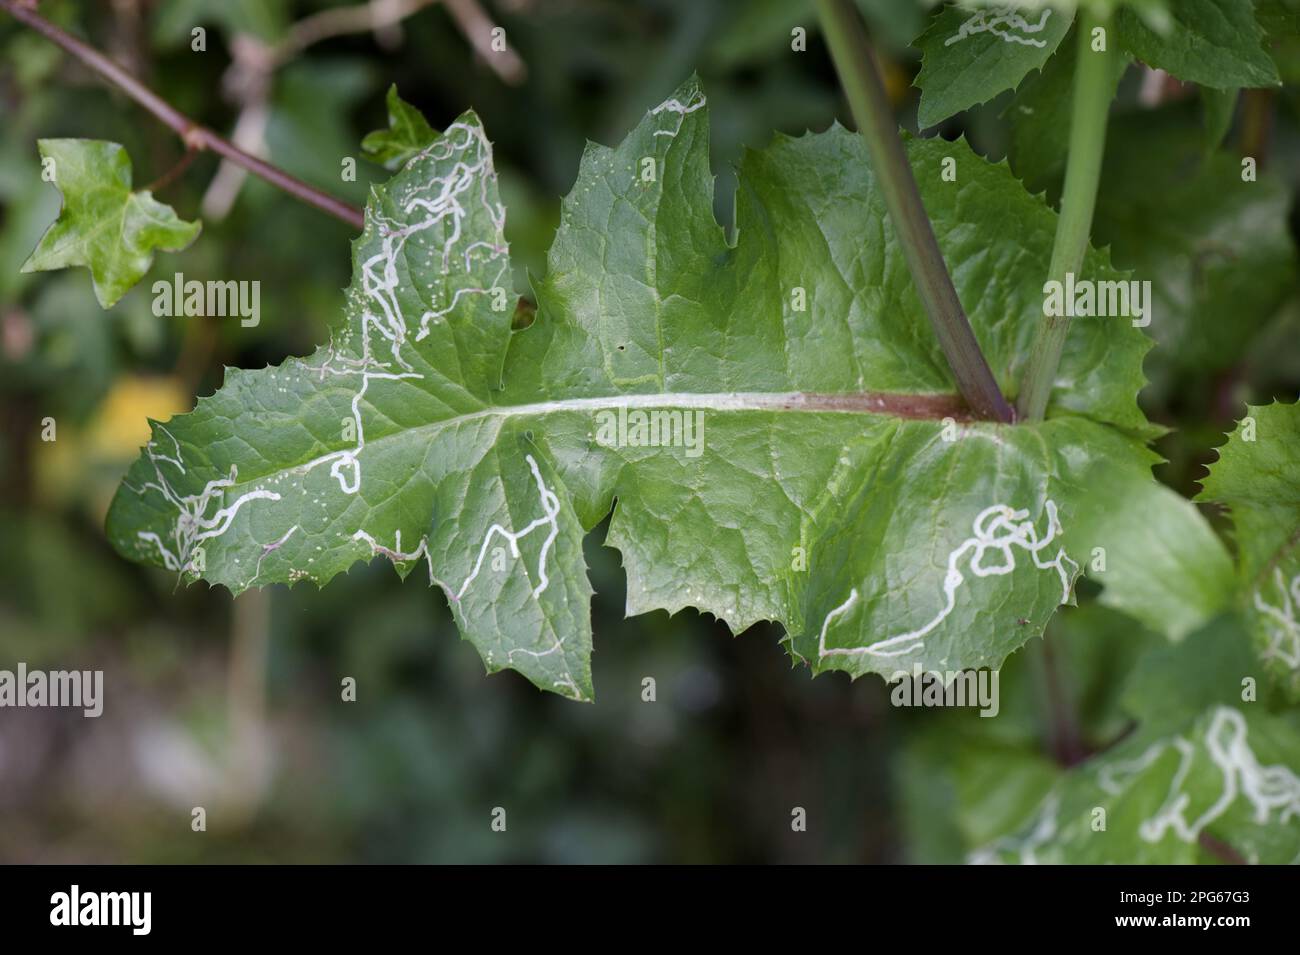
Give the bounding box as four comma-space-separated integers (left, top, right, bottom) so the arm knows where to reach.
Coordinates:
107, 79, 1213, 699
913, 2, 1074, 129
21, 139, 201, 309
1115, 0, 1282, 89
1200, 402, 1300, 699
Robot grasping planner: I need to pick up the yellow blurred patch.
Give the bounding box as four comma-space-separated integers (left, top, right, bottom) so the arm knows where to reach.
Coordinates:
87, 376, 190, 459
881, 57, 911, 107
35, 375, 190, 519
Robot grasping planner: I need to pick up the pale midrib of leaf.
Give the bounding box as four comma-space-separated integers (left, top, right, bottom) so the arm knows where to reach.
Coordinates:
201, 387, 976, 496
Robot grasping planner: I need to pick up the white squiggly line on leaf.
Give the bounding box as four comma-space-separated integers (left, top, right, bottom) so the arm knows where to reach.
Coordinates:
944, 7, 1052, 48
817, 500, 1077, 660
1253, 568, 1300, 669
972, 708, 1300, 862
301, 120, 507, 496
968, 792, 1060, 865
455, 454, 561, 601
650, 91, 707, 138
132, 431, 281, 575
1139, 707, 1300, 844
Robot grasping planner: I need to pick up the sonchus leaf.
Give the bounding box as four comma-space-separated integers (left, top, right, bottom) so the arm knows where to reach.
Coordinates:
971, 704, 1300, 863
902, 610, 1293, 864
913, 2, 1074, 129
107, 78, 1214, 700
1200, 402, 1300, 699
968, 618, 1299, 864
361, 85, 439, 171
1115, 0, 1282, 89
21, 139, 202, 309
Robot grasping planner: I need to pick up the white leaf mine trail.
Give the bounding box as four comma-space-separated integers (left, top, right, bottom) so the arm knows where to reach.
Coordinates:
129, 118, 592, 695
975, 707, 1300, 863
945, 7, 1053, 49
1253, 569, 1300, 670
815, 500, 1077, 661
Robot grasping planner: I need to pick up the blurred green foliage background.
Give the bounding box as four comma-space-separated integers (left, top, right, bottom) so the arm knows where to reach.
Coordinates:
1, 0, 1297, 863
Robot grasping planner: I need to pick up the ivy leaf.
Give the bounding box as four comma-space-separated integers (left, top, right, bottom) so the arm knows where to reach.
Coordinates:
913, 2, 1074, 129
361, 85, 439, 171
1200, 402, 1300, 699
21, 140, 201, 309
106, 79, 1212, 700
1115, 0, 1281, 89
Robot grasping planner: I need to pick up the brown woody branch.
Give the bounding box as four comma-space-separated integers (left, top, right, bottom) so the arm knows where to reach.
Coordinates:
1, 0, 365, 230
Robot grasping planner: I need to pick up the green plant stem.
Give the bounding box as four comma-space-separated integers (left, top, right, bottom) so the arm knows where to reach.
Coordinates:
814, 0, 1013, 423
1015, 13, 1118, 422
0, 0, 365, 231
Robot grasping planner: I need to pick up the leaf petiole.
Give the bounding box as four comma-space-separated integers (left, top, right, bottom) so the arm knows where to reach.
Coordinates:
1015, 12, 1120, 422
814, 0, 1014, 423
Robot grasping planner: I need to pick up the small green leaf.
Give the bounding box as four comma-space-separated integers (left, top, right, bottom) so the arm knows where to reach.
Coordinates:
914, 2, 1074, 129
1115, 0, 1281, 89
1200, 402, 1300, 699
21, 140, 201, 309
361, 85, 439, 171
